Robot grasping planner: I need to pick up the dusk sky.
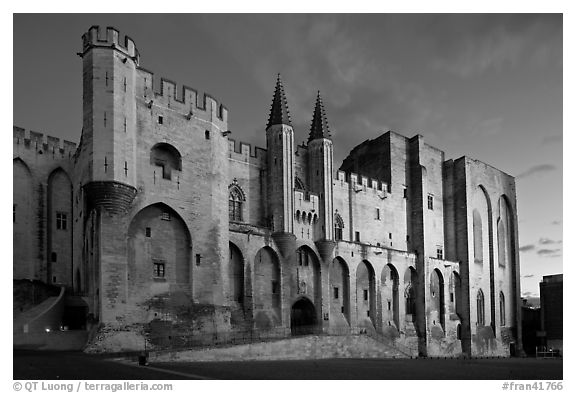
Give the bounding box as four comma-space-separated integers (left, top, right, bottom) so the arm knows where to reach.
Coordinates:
13, 14, 563, 298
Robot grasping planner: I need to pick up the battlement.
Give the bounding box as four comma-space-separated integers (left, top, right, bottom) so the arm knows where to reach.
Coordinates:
13, 126, 78, 158
81, 26, 140, 64
138, 71, 229, 123
294, 190, 320, 214
335, 170, 389, 195
227, 138, 267, 162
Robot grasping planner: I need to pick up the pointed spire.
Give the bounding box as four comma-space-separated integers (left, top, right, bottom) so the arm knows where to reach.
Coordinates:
308, 90, 331, 142
267, 74, 292, 129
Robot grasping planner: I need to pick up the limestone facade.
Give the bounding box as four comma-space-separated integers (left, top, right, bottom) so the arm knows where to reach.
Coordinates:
13, 26, 522, 356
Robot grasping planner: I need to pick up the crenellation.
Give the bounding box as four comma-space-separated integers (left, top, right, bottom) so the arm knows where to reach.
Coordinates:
14, 127, 78, 157
82, 26, 139, 62
144, 75, 229, 124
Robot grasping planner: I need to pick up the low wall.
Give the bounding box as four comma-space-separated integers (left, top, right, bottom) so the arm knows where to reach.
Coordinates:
150, 334, 410, 362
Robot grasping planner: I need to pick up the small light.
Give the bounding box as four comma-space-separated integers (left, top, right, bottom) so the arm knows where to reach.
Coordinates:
45, 328, 51, 333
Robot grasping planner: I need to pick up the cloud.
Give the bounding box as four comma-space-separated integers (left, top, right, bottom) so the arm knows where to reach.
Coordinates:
539, 238, 562, 245
429, 15, 561, 78
537, 248, 562, 256
551, 220, 562, 225
516, 164, 556, 179
519, 245, 535, 252
523, 274, 534, 278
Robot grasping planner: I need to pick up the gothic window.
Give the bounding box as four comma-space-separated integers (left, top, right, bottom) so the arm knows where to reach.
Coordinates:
477, 289, 485, 326
436, 246, 443, 260
228, 181, 246, 222
473, 209, 483, 263
499, 292, 506, 326
150, 143, 182, 180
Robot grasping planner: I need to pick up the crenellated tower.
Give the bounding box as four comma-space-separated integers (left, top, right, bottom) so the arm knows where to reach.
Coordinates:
266, 75, 296, 255
78, 26, 139, 212
307, 91, 335, 260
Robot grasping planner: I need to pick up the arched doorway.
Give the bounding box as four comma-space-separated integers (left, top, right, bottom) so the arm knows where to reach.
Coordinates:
291, 297, 317, 336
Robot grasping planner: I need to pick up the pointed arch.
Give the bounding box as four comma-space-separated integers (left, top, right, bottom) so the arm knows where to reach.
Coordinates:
404, 267, 417, 316
356, 260, 376, 327
330, 257, 350, 324
296, 245, 321, 314
499, 291, 506, 326
13, 157, 35, 279
477, 289, 485, 326
127, 203, 192, 299
381, 263, 400, 329
430, 268, 445, 331
254, 246, 281, 328
48, 167, 73, 286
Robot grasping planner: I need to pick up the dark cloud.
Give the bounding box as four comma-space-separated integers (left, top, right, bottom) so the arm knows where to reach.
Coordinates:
516, 164, 556, 179
523, 274, 534, 278
539, 238, 562, 245
537, 249, 562, 256
519, 245, 536, 252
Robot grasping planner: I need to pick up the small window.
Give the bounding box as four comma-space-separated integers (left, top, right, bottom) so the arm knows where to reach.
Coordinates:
161, 212, 171, 221
403, 188, 408, 198
388, 301, 391, 310
56, 212, 68, 230
334, 287, 339, 299
272, 280, 279, 294
437, 247, 443, 260
196, 254, 202, 266
428, 194, 434, 210
158, 115, 163, 125
450, 293, 454, 303
153, 262, 165, 278
389, 233, 392, 239
13, 204, 16, 223
145, 227, 151, 237
355, 231, 360, 242
363, 289, 368, 301
205, 130, 210, 140
376, 208, 380, 220
51, 252, 57, 263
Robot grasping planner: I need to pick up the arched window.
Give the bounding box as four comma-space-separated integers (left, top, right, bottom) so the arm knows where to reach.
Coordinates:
150, 143, 182, 180
477, 289, 485, 326
334, 213, 344, 241
473, 209, 483, 263
499, 292, 506, 326
228, 181, 245, 222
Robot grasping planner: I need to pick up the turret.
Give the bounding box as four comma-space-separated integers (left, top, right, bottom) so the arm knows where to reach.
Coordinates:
307, 92, 335, 260
78, 26, 139, 213
266, 75, 296, 256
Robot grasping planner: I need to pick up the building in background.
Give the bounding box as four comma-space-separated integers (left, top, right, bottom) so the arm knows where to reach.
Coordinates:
539, 274, 563, 354
13, 26, 522, 357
